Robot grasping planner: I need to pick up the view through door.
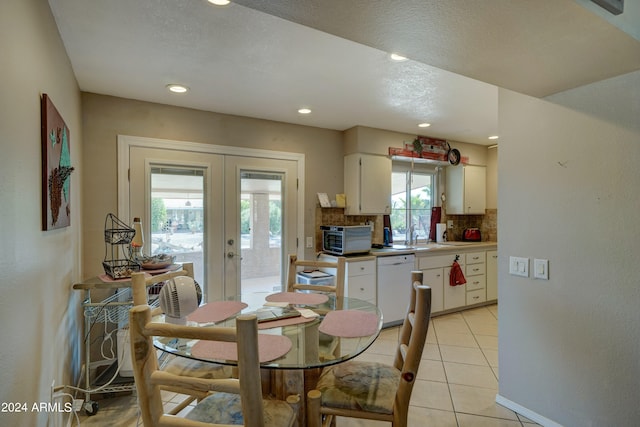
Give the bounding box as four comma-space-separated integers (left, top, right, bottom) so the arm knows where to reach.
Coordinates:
239, 171, 284, 294
150, 166, 205, 286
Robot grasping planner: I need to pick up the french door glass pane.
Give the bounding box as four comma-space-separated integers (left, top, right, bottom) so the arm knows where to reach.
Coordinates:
240, 171, 283, 294
150, 166, 205, 287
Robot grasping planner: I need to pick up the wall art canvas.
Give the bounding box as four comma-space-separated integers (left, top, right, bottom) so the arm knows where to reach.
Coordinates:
41, 94, 74, 230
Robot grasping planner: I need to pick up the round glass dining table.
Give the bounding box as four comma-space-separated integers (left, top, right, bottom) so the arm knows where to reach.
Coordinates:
153, 291, 383, 370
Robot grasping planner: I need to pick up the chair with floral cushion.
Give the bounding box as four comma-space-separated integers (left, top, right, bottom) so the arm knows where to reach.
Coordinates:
129, 305, 296, 427
306, 271, 431, 427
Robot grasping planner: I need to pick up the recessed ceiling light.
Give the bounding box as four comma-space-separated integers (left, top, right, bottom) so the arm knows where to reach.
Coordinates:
390, 53, 408, 62
166, 84, 189, 94
418, 123, 431, 128
488, 135, 499, 140
207, 0, 231, 5
298, 108, 312, 114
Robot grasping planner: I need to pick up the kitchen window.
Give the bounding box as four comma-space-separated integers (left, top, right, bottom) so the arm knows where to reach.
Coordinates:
391, 163, 436, 244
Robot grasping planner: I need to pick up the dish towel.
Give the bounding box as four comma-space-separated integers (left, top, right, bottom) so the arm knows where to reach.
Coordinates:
449, 261, 466, 286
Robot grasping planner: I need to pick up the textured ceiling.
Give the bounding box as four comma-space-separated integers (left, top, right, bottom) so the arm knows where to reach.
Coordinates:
48, 0, 640, 145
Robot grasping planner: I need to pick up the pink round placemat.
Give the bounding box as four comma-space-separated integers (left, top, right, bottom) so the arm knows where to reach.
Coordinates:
257, 315, 316, 330
191, 334, 292, 363
319, 310, 379, 338
265, 292, 328, 305
187, 301, 248, 323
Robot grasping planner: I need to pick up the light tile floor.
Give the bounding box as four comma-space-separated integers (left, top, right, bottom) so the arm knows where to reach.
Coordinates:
77, 304, 540, 426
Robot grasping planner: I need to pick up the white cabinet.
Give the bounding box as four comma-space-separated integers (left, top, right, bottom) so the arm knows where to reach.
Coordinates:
418, 253, 465, 313
486, 250, 498, 301
344, 153, 391, 215
446, 165, 486, 214
345, 258, 376, 304
465, 251, 486, 305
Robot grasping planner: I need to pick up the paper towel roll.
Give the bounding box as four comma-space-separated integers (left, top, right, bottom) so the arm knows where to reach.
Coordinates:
436, 223, 447, 243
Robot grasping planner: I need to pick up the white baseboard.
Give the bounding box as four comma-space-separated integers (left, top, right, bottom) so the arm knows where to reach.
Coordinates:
495, 393, 563, 427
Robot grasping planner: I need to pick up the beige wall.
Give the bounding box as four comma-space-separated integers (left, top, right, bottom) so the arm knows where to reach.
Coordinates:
497, 73, 640, 426
0, 1, 83, 425
81, 93, 344, 277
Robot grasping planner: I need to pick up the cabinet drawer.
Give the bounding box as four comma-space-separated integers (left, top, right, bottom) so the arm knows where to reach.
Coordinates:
347, 260, 376, 277
465, 252, 485, 264
418, 254, 463, 270
466, 274, 486, 291
465, 263, 486, 276
347, 274, 376, 301
466, 288, 487, 305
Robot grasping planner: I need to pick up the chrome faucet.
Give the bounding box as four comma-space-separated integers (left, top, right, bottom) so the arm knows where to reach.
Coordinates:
407, 224, 416, 246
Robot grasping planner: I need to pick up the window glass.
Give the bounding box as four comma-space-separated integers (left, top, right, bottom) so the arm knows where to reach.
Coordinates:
391, 163, 435, 244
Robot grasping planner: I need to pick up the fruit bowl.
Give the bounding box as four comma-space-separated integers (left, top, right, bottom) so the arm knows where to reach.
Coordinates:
140, 254, 175, 270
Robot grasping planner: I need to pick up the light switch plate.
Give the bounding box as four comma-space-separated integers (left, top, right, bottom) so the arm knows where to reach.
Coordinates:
534, 259, 549, 280
509, 256, 529, 277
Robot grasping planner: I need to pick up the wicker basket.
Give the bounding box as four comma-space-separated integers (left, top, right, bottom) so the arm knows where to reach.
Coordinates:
104, 213, 135, 244
102, 259, 140, 279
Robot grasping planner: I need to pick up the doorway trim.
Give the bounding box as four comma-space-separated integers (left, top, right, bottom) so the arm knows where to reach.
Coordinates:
117, 134, 305, 255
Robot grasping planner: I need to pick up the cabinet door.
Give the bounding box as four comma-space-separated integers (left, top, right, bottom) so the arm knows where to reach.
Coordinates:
463, 165, 486, 214
443, 267, 466, 310
486, 250, 498, 301
446, 165, 486, 214
345, 260, 376, 303
344, 154, 391, 215
422, 268, 444, 313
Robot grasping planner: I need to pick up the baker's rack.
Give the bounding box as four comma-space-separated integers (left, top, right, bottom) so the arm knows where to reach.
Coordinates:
72, 263, 193, 416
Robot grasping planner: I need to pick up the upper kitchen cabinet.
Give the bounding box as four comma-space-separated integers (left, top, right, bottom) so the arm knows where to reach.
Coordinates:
446, 164, 486, 214
344, 153, 391, 215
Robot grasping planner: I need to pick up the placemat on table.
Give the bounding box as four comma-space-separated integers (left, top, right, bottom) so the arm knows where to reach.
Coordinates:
265, 291, 328, 305
187, 301, 248, 323
191, 334, 292, 363
319, 310, 379, 338
257, 315, 317, 330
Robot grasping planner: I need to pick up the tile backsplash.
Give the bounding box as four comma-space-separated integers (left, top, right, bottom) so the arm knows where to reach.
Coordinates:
315, 207, 497, 251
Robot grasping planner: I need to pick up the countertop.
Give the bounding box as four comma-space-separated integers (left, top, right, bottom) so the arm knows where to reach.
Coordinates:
368, 241, 497, 257
321, 242, 497, 261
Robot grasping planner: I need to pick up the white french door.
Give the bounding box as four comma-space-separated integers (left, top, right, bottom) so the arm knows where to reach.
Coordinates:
223, 156, 298, 298
120, 136, 303, 302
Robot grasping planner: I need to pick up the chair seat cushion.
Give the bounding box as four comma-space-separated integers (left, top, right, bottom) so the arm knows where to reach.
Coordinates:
316, 361, 400, 414
186, 392, 295, 427
163, 356, 234, 379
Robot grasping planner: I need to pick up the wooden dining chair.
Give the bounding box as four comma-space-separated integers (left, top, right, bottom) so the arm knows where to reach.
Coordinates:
287, 254, 347, 362
287, 254, 346, 298
129, 305, 297, 427
306, 271, 432, 427
130, 264, 233, 415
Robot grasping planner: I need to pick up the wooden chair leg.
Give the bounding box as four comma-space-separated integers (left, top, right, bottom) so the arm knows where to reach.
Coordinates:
307, 390, 321, 427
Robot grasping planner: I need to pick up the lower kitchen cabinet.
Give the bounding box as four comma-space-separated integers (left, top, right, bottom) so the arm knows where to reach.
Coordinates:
417, 245, 497, 315
465, 251, 487, 305
486, 250, 498, 301
345, 258, 376, 304
418, 253, 466, 313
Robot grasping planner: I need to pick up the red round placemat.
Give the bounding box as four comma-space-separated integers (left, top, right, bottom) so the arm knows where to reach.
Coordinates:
191, 334, 292, 363
187, 301, 248, 323
319, 310, 379, 338
265, 292, 328, 305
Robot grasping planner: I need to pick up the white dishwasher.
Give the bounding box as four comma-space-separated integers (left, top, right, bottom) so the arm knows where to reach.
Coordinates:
377, 254, 416, 327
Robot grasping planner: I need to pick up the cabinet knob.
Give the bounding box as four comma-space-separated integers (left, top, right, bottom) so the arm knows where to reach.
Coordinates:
360, 287, 365, 291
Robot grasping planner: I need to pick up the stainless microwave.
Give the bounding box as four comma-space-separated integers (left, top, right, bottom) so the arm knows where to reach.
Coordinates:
321, 225, 372, 255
